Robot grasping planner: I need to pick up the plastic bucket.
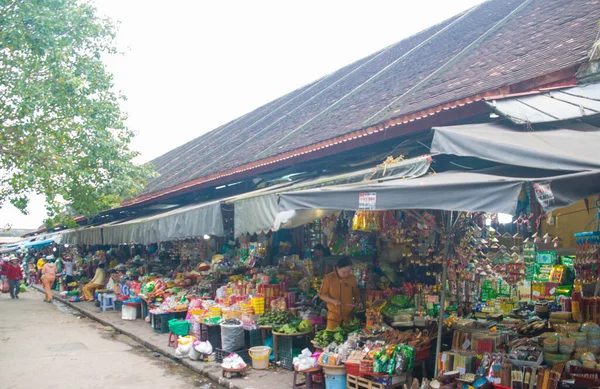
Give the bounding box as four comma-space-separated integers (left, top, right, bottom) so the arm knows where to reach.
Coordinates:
248, 346, 271, 370
325, 373, 346, 389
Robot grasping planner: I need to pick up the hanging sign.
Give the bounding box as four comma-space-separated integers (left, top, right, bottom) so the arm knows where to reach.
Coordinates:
359, 192, 377, 210
533, 182, 555, 208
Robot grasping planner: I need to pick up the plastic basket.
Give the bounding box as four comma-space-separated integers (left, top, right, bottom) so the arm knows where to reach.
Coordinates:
169, 311, 187, 320
141, 299, 149, 319
345, 362, 362, 376
277, 338, 302, 370
200, 324, 222, 349
151, 313, 170, 334
168, 319, 190, 336
215, 348, 251, 364
245, 329, 263, 348
360, 359, 374, 374
114, 300, 123, 312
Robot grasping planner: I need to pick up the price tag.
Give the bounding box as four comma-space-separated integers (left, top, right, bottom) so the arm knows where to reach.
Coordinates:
457, 367, 466, 375
532, 291, 541, 297
441, 353, 447, 362
462, 340, 471, 350
549, 287, 556, 295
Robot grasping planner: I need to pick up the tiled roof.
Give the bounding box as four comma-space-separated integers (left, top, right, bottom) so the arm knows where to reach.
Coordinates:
144, 0, 600, 197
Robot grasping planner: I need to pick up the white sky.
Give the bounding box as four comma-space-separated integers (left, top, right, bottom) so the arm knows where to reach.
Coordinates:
0, 0, 484, 230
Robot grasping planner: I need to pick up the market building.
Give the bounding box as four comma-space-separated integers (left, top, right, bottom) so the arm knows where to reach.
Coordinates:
5, 1, 600, 388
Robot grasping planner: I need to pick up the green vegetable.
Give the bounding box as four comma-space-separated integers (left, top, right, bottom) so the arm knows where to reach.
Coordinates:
257, 310, 293, 326
298, 319, 313, 332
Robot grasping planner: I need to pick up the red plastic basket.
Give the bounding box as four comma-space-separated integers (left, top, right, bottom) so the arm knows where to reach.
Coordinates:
359, 359, 374, 374
345, 362, 361, 376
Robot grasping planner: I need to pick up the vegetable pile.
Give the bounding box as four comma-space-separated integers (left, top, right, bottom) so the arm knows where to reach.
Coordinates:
257, 310, 294, 326
274, 319, 314, 334
313, 318, 362, 346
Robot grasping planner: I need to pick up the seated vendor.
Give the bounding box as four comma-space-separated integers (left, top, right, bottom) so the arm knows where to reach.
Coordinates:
319, 256, 363, 330
82, 263, 106, 301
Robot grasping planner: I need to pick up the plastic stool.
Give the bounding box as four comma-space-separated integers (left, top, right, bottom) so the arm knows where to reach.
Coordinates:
168, 332, 178, 348
293, 367, 324, 389
101, 293, 116, 312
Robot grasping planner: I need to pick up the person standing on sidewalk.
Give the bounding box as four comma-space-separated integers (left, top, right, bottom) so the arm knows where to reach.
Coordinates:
41, 258, 58, 303
0, 257, 8, 295
60, 256, 75, 284
6, 255, 23, 299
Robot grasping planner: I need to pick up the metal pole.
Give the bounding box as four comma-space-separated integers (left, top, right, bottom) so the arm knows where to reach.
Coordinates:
434, 210, 453, 376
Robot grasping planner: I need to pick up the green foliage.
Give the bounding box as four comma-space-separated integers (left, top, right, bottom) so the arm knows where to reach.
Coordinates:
0, 0, 155, 224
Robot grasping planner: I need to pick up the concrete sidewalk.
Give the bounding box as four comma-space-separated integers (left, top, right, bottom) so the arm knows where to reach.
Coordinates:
35, 286, 293, 389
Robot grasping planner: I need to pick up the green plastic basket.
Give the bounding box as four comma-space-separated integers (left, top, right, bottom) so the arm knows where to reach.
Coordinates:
168, 319, 190, 336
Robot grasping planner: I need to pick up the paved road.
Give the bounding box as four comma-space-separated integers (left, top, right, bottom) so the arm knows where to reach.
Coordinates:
0, 289, 217, 389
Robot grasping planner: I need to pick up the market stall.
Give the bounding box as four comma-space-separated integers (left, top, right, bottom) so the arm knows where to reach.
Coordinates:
277, 168, 600, 388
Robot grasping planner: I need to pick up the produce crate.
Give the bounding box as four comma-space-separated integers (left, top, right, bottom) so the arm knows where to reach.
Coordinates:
200, 324, 222, 350
141, 299, 149, 319
215, 348, 251, 364
276, 335, 306, 370
245, 329, 263, 348
150, 313, 170, 334
169, 311, 187, 320
347, 374, 404, 389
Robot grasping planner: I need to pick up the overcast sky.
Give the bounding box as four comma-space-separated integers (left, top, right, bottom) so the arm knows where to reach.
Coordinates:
0, 0, 484, 230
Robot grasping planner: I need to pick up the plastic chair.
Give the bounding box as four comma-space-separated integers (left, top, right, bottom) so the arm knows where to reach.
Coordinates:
100, 293, 116, 312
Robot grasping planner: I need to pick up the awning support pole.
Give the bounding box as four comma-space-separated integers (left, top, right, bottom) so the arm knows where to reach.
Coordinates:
434, 210, 453, 377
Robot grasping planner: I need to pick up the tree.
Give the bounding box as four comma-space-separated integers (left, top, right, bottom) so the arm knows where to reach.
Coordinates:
0, 0, 155, 227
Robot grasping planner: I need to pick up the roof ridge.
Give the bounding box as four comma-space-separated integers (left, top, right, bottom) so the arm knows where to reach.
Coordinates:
364, 0, 532, 126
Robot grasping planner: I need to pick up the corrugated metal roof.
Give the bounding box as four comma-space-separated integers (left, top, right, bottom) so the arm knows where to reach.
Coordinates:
487, 83, 600, 124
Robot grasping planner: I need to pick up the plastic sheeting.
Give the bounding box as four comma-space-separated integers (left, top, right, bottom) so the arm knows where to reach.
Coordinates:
61, 227, 103, 245
431, 123, 600, 172
278, 170, 600, 215
486, 83, 600, 124
232, 156, 432, 237
102, 200, 224, 245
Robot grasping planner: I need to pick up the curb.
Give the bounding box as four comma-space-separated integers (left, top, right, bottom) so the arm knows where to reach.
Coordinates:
32, 286, 240, 389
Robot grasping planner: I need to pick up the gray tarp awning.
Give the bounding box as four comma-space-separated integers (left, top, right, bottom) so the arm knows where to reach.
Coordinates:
102, 200, 224, 245
61, 226, 103, 245
279, 170, 600, 215
431, 123, 600, 172
231, 156, 431, 236
485, 83, 600, 124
